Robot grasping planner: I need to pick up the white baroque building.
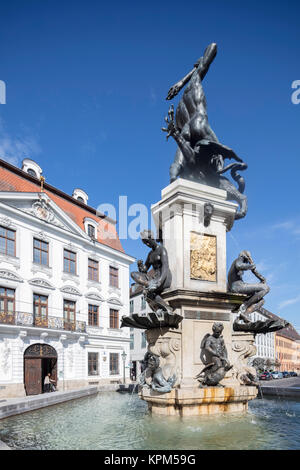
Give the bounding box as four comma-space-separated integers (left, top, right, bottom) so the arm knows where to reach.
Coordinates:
251, 308, 276, 361
233, 308, 276, 362
129, 286, 148, 379
0, 158, 134, 398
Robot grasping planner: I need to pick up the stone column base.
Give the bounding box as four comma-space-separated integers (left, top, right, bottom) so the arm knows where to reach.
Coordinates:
139, 385, 257, 417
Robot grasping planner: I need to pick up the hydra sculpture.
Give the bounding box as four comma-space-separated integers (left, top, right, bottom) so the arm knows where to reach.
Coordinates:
121, 230, 183, 329
228, 251, 289, 334
139, 352, 176, 393
194, 322, 232, 387
162, 43, 248, 220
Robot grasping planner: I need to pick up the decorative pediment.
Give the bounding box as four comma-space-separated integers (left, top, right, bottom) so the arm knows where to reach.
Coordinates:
0, 193, 89, 239
28, 278, 55, 290
107, 297, 123, 306
60, 285, 82, 296
85, 292, 104, 302
24, 199, 67, 230
0, 269, 23, 283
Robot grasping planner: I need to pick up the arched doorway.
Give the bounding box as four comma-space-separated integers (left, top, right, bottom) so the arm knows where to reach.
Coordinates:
24, 344, 57, 396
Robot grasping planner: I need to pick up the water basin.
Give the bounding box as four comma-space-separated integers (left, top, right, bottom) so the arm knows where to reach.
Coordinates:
0, 392, 299, 450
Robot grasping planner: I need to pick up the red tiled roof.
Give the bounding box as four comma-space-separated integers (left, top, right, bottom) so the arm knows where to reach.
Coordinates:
0, 159, 124, 253
260, 307, 300, 342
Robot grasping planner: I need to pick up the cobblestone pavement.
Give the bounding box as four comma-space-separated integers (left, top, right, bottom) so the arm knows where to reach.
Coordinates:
259, 376, 300, 388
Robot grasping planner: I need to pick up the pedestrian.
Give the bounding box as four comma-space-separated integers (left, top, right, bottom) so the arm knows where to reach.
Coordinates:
44, 373, 51, 393
49, 375, 56, 392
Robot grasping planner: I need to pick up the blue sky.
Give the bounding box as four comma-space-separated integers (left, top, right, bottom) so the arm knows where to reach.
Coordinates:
0, 0, 299, 328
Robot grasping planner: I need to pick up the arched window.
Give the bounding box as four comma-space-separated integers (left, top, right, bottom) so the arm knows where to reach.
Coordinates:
27, 168, 37, 178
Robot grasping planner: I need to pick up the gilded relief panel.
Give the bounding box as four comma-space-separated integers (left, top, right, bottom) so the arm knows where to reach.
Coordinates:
190, 232, 217, 281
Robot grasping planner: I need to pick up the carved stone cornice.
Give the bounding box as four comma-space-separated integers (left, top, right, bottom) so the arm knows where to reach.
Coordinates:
162, 289, 247, 311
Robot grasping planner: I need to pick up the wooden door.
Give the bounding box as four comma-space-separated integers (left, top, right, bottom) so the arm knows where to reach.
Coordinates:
50, 358, 57, 384
25, 358, 42, 395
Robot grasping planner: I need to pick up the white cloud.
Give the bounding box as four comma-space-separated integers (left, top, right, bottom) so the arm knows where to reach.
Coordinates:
271, 219, 300, 238
0, 117, 41, 166
278, 294, 300, 310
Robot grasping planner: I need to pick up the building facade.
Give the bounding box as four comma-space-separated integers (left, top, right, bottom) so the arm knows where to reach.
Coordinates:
251, 308, 276, 361
129, 286, 148, 379
275, 324, 300, 373
0, 158, 135, 398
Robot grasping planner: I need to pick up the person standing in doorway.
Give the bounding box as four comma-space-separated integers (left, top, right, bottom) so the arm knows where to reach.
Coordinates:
44, 373, 50, 393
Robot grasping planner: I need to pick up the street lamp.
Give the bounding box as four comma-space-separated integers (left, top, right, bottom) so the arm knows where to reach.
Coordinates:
121, 350, 127, 385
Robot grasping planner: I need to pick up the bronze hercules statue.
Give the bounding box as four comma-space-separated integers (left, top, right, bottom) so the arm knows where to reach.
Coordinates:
162, 43, 248, 220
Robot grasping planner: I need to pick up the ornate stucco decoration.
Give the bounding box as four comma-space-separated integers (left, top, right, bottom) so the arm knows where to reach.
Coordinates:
24, 199, 67, 230
0, 269, 23, 283
190, 232, 217, 281
36, 231, 49, 241
0, 340, 12, 378
107, 297, 123, 306
85, 292, 104, 302
0, 217, 12, 227
230, 332, 257, 386
145, 328, 181, 388
60, 285, 82, 296
29, 278, 55, 290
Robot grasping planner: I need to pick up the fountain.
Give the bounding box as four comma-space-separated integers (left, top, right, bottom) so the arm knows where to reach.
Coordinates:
121, 43, 287, 417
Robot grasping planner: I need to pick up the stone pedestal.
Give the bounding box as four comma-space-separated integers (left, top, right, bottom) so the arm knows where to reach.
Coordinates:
139, 180, 258, 415
151, 178, 237, 293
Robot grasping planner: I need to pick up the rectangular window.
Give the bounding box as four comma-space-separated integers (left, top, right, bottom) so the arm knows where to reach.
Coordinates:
63, 249, 76, 274
141, 331, 147, 349
109, 266, 119, 288
141, 296, 146, 310
109, 309, 119, 329
130, 328, 134, 350
88, 304, 99, 326
88, 352, 99, 376
63, 299, 76, 331
88, 225, 96, 239
130, 300, 134, 314
0, 287, 15, 324
33, 238, 49, 266
109, 353, 119, 375
88, 258, 99, 282
33, 294, 48, 327
0, 226, 16, 257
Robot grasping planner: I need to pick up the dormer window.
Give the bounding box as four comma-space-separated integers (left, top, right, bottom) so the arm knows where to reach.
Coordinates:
84, 218, 98, 240
72, 188, 88, 205
88, 224, 95, 239
22, 158, 42, 180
